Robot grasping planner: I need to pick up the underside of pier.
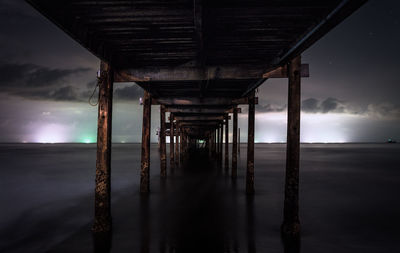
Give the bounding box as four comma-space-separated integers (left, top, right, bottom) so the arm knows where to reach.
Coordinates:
27, 0, 367, 246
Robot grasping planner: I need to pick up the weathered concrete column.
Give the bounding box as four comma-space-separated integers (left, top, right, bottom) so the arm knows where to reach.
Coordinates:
140, 91, 151, 193
224, 115, 229, 170
246, 92, 255, 194
232, 108, 238, 178
282, 55, 301, 237
93, 61, 113, 233
160, 105, 167, 177
170, 114, 174, 168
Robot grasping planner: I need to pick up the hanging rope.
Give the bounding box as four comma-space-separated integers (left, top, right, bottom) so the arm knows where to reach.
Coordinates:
88, 71, 103, 106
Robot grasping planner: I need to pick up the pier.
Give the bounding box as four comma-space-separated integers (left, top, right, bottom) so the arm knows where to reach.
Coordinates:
26, 0, 367, 249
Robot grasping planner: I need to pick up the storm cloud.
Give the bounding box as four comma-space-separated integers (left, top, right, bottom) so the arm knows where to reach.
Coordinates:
0, 62, 92, 101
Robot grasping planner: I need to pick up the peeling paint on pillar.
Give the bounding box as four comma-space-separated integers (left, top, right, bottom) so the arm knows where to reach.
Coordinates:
160, 105, 167, 177
232, 107, 238, 178
246, 91, 255, 194
282, 55, 301, 237
93, 61, 113, 233
140, 91, 151, 193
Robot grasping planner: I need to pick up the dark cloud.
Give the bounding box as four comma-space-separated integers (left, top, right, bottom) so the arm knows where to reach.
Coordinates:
256, 103, 286, 113
320, 97, 345, 113
0, 62, 92, 101
301, 98, 319, 113
0, 62, 91, 88
301, 97, 347, 114
114, 85, 143, 101
14, 85, 81, 101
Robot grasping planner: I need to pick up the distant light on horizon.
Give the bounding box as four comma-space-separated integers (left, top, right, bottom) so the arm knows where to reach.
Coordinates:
35, 123, 68, 143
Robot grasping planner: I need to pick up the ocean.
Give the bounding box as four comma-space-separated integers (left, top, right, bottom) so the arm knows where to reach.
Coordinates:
0, 143, 399, 252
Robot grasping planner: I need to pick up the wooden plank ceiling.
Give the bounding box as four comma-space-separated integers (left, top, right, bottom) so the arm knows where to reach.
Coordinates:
26, 0, 366, 110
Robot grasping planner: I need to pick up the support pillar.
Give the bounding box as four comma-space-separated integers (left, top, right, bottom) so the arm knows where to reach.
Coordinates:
140, 91, 151, 193
160, 105, 167, 177
282, 55, 301, 237
246, 92, 255, 194
219, 123, 223, 167
175, 124, 180, 165
232, 108, 238, 178
170, 114, 174, 168
238, 128, 241, 155
93, 61, 113, 233
224, 115, 229, 170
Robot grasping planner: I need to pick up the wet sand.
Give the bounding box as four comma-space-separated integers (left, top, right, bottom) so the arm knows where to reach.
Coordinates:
1, 143, 400, 252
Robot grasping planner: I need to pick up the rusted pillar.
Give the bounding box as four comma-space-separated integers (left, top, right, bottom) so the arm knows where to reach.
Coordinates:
93, 61, 113, 233
232, 107, 238, 178
140, 91, 151, 193
224, 115, 229, 170
282, 55, 301, 237
175, 124, 180, 165
170, 114, 174, 168
160, 105, 167, 177
246, 92, 255, 194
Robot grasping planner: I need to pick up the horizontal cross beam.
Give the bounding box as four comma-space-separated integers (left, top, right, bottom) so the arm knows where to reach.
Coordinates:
114, 64, 308, 82
153, 97, 257, 106
174, 115, 225, 121
166, 106, 241, 114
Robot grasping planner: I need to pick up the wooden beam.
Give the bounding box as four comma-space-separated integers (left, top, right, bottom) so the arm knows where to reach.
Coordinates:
242, 64, 309, 97
114, 66, 269, 82
153, 97, 257, 106
140, 91, 151, 193
165, 106, 240, 114
282, 55, 301, 237
246, 92, 256, 194
174, 115, 225, 121
160, 105, 167, 178
93, 61, 113, 233
275, 0, 368, 66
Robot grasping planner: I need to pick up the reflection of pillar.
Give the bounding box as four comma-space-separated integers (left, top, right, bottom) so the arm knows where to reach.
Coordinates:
140, 196, 150, 253
224, 115, 229, 170
170, 114, 174, 169
282, 55, 301, 237
160, 105, 167, 177
246, 92, 255, 194
93, 61, 113, 233
140, 91, 151, 193
232, 108, 238, 178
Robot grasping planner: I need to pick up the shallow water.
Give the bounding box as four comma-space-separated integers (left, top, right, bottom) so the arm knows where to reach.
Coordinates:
0, 143, 399, 252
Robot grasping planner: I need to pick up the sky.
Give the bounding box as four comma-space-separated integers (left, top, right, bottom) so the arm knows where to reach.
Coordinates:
0, 0, 399, 143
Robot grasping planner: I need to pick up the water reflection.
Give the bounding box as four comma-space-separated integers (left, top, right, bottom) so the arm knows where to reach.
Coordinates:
91, 149, 300, 253
93, 231, 112, 253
